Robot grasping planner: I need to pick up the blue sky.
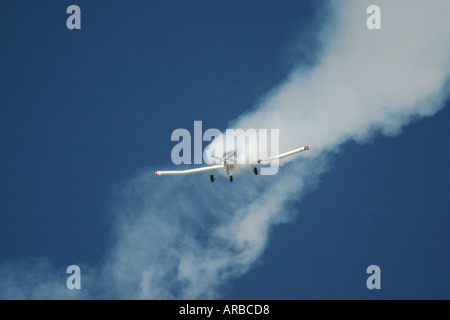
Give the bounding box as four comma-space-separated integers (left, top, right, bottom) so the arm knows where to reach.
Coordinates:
0, 1, 449, 299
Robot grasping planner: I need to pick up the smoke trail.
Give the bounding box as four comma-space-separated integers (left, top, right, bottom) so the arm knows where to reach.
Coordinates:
1, 0, 449, 299
101, 0, 450, 299
232, 0, 450, 155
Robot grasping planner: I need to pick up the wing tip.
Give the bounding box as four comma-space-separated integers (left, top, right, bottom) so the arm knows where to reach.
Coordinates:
304, 146, 309, 151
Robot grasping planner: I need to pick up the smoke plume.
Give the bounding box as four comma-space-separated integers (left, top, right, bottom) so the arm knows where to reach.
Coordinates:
101, 0, 450, 299
1, 0, 449, 299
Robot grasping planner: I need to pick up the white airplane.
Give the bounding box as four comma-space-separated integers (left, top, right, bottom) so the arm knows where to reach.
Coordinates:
155, 146, 309, 182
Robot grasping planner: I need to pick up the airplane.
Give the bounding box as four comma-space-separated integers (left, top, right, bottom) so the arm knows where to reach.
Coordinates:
155, 146, 309, 182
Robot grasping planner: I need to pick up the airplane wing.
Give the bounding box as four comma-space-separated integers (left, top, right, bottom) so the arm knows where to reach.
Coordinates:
256, 146, 309, 164
155, 163, 224, 176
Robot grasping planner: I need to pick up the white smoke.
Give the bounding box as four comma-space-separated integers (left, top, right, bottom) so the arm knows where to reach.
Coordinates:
1, 0, 449, 299
101, 0, 450, 299
231, 0, 450, 155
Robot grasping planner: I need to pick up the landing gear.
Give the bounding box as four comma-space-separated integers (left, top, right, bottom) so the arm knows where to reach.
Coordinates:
253, 167, 258, 175
229, 175, 233, 182
210, 174, 216, 183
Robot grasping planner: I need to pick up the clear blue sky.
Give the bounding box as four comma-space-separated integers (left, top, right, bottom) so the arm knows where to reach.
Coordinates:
0, 1, 448, 299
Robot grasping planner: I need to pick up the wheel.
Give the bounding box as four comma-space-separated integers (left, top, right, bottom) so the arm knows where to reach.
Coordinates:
253, 167, 258, 175
229, 175, 233, 182
210, 174, 215, 183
